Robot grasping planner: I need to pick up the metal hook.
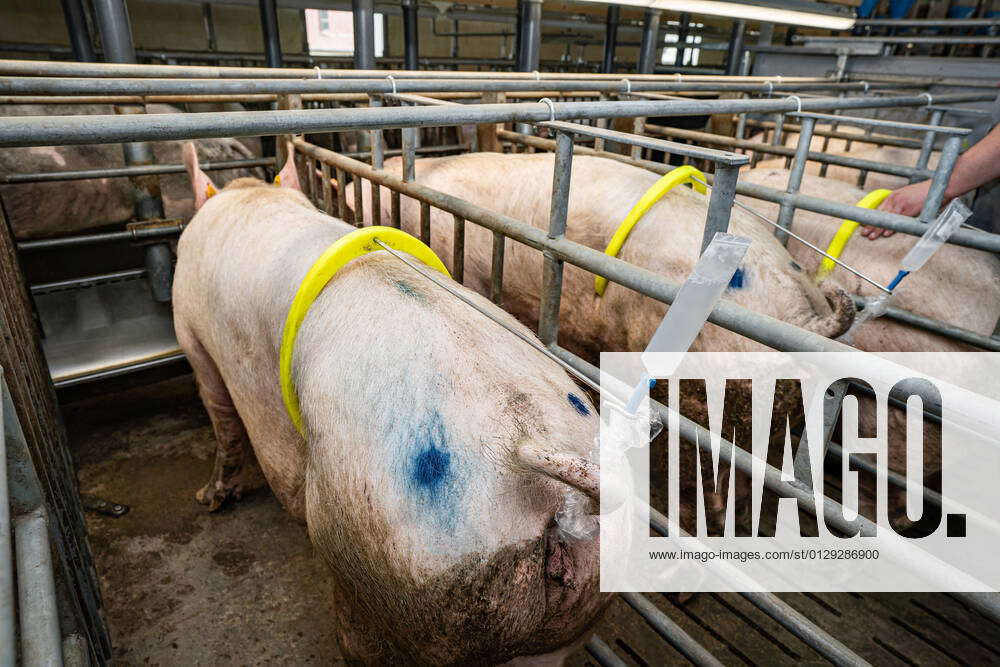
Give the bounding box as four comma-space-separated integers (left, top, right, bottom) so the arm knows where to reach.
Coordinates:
921, 92, 934, 106
787, 95, 803, 114
315, 66, 323, 80
385, 75, 397, 95
538, 97, 556, 122
533, 70, 541, 81
620, 78, 632, 96
764, 81, 774, 97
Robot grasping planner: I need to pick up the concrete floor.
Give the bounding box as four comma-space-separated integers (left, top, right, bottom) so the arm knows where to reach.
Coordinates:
65, 374, 343, 664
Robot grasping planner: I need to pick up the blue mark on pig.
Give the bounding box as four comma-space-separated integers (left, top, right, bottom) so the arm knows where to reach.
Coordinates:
567, 393, 591, 416
402, 412, 464, 533
728, 267, 746, 290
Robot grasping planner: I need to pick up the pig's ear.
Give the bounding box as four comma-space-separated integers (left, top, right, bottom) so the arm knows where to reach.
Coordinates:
274, 142, 301, 191
182, 142, 218, 210
517, 444, 599, 500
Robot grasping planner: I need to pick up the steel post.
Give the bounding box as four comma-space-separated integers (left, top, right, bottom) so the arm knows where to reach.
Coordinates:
0, 374, 12, 667
60, 0, 95, 62
775, 115, 816, 245
602, 5, 620, 74
725, 20, 746, 76
259, 0, 283, 68
537, 130, 573, 345
674, 12, 690, 67
402, 0, 419, 70
702, 164, 740, 253
93, 0, 171, 303
352, 0, 377, 70
916, 108, 944, 173
919, 134, 962, 223
637, 8, 661, 75
517, 0, 542, 72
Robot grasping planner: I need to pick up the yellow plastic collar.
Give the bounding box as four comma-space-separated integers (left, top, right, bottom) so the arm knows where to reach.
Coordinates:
815, 188, 893, 283
280, 226, 450, 435
595, 165, 708, 296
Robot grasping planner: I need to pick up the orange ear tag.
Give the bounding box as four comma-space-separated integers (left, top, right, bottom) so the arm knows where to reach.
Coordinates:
205, 183, 218, 199
273, 174, 282, 186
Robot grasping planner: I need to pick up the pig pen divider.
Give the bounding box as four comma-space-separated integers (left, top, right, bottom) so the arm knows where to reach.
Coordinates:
290, 139, 1000, 658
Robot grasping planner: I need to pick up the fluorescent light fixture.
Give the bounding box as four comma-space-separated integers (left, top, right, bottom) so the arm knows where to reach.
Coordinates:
577, 0, 857, 30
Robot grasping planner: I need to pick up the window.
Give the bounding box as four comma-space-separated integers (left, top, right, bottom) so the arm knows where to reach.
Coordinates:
305, 8, 384, 57
662, 33, 702, 66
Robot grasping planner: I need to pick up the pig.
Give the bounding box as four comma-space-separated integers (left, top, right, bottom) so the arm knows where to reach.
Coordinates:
0, 104, 264, 240
173, 143, 610, 664
737, 167, 1000, 352
753, 146, 936, 192
347, 152, 856, 535
348, 153, 855, 362
737, 166, 1000, 527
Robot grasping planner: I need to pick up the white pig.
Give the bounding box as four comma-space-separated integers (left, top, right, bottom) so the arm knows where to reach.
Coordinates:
173, 143, 610, 665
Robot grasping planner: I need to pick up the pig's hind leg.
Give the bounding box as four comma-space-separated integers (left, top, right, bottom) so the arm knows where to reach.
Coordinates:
179, 327, 254, 511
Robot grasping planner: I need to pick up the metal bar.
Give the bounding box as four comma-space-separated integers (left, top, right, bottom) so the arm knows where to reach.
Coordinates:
93, 0, 171, 304
637, 8, 662, 75
541, 120, 748, 165
585, 636, 628, 667
789, 111, 968, 136
675, 12, 691, 67
91, 0, 135, 63
369, 94, 383, 226
775, 115, 816, 245
401, 128, 417, 181
352, 0, 376, 70
16, 224, 183, 252
916, 109, 944, 173
390, 191, 400, 228
353, 175, 364, 226
14, 508, 63, 666
602, 4, 619, 74
452, 214, 465, 283
0, 157, 272, 184
725, 20, 747, 76
621, 593, 724, 667
0, 58, 841, 81
401, 0, 419, 71
336, 167, 348, 220
646, 124, 935, 181
203, 3, 217, 52
10, 94, 996, 150
517, 0, 542, 71
259, 0, 283, 68
919, 134, 962, 223
419, 201, 431, 244
741, 593, 871, 667
30, 268, 147, 294
53, 353, 187, 389
0, 78, 921, 97
490, 231, 505, 304
0, 374, 13, 667
745, 118, 923, 150
321, 162, 334, 214
701, 164, 739, 253
60, 0, 95, 63
537, 130, 573, 345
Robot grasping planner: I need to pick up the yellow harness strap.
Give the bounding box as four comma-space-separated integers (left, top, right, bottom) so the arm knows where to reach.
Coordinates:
594, 165, 708, 296
815, 188, 893, 283
279, 226, 450, 435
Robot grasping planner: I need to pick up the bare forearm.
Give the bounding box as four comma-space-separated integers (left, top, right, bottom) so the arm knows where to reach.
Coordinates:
944, 124, 1000, 200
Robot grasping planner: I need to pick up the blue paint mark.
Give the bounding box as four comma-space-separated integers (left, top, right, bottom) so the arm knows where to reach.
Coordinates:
402, 412, 463, 533
567, 393, 591, 416
728, 267, 746, 290
413, 445, 451, 488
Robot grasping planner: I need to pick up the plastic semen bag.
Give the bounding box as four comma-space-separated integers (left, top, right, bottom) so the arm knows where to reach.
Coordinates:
839, 199, 972, 345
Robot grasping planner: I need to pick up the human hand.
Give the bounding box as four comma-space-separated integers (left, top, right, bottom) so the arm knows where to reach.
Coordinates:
860, 180, 933, 239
